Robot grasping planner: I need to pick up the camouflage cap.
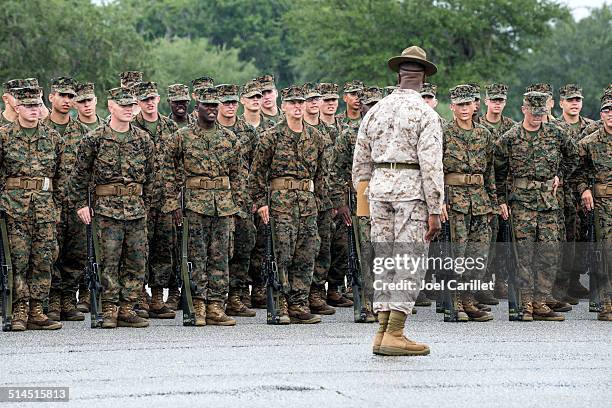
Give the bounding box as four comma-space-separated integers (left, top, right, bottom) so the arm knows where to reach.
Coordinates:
281, 85, 305, 102
361, 86, 383, 105
449, 84, 476, 104
120, 71, 143, 88
74, 82, 95, 102
523, 91, 548, 115
485, 83, 508, 100
601, 93, 612, 110
3, 79, 25, 94
526, 83, 553, 96
302, 82, 321, 99
13, 87, 43, 105
132, 81, 159, 101
107, 87, 137, 106
420, 83, 437, 97
559, 84, 583, 99
192, 76, 214, 91
316, 83, 339, 99
343, 80, 364, 94
383, 86, 398, 97
241, 79, 262, 98
50, 77, 77, 96
167, 84, 191, 102
256, 74, 276, 92
24, 78, 39, 87
467, 82, 481, 99
216, 84, 239, 103
194, 87, 219, 104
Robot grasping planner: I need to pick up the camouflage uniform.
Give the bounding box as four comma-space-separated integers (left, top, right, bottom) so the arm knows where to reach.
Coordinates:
494, 92, 579, 315
336, 80, 364, 128
248, 86, 328, 309
167, 83, 194, 128
257, 74, 285, 125
163, 87, 248, 307
68, 88, 156, 309
574, 94, 612, 319
352, 87, 444, 315
444, 85, 496, 314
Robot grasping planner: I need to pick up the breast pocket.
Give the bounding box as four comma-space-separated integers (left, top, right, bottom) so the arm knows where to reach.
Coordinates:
510, 141, 531, 174
126, 142, 147, 181
36, 138, 57, 174
95, 142, 118, 180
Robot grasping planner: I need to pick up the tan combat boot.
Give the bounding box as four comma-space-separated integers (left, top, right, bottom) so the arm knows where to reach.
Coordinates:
193, 299, 206, 326
251, 285, 267, 309
206, 301, 236, 326
378, 310, 430, 356
327, 289, 353, 308
278, 296, 290, 325
596, 296, 611, 321
60, 293, 85, 321
462, 294, 493, 322
27, 300, 62, 330
165, 287, 181, 311
10, 300, 29, 332
134, 287, 150, 318
47, 290, 61, 321
241, 287, 252, 309
77, 287, 91, 313
117, 302, 149, 328
518, 289, 533, 321
148, 287, 176, 319
363, 301, 376, 323
453, 295, 469, 322
372, 311, 390, 354
545, 295, 572, 313
226, 291, 256, 317
533, 298, 565, 321
101, 303, 118, 329
288, 304, 321, 324
308, 286, 335, 315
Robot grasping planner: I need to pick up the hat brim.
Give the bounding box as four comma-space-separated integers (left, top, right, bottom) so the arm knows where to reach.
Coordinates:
451, 97, 475, 104
282, 96, 305, 102
241, 90, 262, 98
137, 92, 159, 101
219, 96, 239, 103
343, 88, 361, 94
196, 99, 219, 104
420, 91, 435, 97
486, 94, 507, 100
561, 93, 583, 99
260, 85, 275, 92
168, 96, 190, 102
601, 101, 612, 110
113, 98, 137, 106
387, 56, 437, 76
18, 98, 43, 105
74, 93, 95, 102
321, 93, 339, 99
305, 93, 322, 99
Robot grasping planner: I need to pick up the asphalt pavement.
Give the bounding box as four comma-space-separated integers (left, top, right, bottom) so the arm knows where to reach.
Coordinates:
1, 299, 610, 408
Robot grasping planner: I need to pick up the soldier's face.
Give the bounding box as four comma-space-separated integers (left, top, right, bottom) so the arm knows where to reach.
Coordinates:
343, 92, 361, 110
321, 98, 338, 115
282, 100, 304, 120
170, 100, 188, 117
522, 107, 543, 127
197, 102, 219, 123
219, 101, 238, 119
76, 97, 97, 117
305, 97, 321, 115
262, 89, 277, 109
240, 94, 262, 112
49, 92, 74, 114
15, 103, 41, 123
560, 97, 582, 116
451, 102, 473, 121
473, 98, 481, 114
485, 98, 506, 115
422, 95, 438, 109
109, 102, 135, 123
601, 107, 612, 131
138, 96, 160, 116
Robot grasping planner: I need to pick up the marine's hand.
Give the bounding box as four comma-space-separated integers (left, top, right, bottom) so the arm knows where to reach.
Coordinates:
425, 214, 441, 242
500, 203, 510, 220
258, 205, 270, 224
582, 189, 594, 211
336, 206, 351, 226
77, 206, 92, 225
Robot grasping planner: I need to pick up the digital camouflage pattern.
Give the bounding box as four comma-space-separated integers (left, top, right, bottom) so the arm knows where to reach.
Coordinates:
449, 84, 475, 104
167, 84, 190, 102
191, 76, 214, 91
241, 79, 262, 98
120, 71, 143, 89
467, 82, 480, 99
559, 84, 583, 99
0, 121, 64, 303
420, 83, 437, 97
485, 83, 508, 100
50, 77, 77, 96
216, 84, 239, 103
133, 81, 159, 100
316, 82, 339, 99
526, 83, 553, 96
74, 82, 95, 102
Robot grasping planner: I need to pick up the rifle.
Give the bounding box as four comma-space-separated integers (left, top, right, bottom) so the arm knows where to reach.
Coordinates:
585, 184, 601, 312
178, 187, 196, 326
499, 215, 522, 321
261, 193, 288, 325
346, 190, 368, 323
1, 212, 13, 332
440, 187, 460, 322
85, 189, 103, 328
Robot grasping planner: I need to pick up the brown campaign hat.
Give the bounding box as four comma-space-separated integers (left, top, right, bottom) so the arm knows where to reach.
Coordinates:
388, 46, 437, 76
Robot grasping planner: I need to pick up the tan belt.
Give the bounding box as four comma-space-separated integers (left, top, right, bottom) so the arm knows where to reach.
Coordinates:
594, 183, 612, 198
270, 177, 314, 192
374, 163, 420, 170
5, 177, 53, 192
444, 173, 484, 186
186, 176, 230, 190
96, 183, 143, 196
513, 177, 555, 192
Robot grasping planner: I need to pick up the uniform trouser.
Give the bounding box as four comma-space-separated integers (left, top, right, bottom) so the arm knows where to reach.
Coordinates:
511, 202, 559, 300
8, 214, 58, 303
55, 206, 87, 298
594, 199, 612, 299
272, 208, 319, 306
556, 188, 579, 286
98, 215, 147, 305
484, 215, 504, 284
249, 217, 266, 288
450, 209, 491, 297
370, 199, 429, 315
328, 218, 348, 291
357, 216, 374, 303
187, 211, 230, 303
146, 208, 176, 288
229, 215, 256, 292
311, 209, 333, 291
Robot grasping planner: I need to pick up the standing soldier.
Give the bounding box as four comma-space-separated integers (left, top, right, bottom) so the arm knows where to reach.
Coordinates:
69, 87, 156, 329
495, 91, 579, 321
239, 79, 265, 130
132, 81, 178, 319
353, 46, 442, 356
249, 85, 328, 324
167, 84, 193, 128
575, 92, 612, 321
318, 83, 342, 129
441, 85, 496, 322
216, 83, 258, 317
337, 81, 364, 127
1, 86, 64, 331
258, 75, 284, 124
163, 86, 247, 327
1, 79, 24, 126
189, 77, 215, 124
74, 82, 102, 132
45, 77, 90, 322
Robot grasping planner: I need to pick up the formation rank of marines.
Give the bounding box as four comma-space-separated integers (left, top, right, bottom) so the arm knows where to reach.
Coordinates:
0, 60, 610, 338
